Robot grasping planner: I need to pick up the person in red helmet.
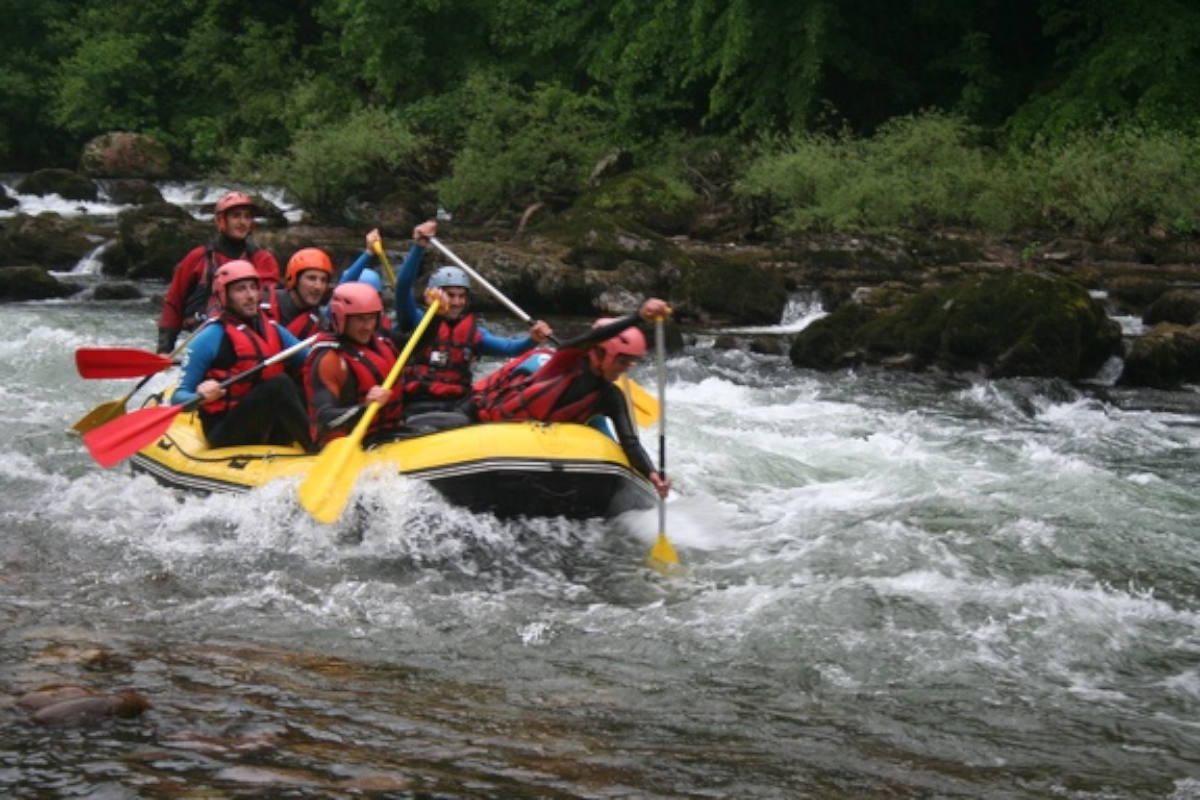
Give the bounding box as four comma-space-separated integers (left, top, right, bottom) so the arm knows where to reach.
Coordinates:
262, 247, 333, 338
471, 297, 672, 497
156, 191, 281, 353
170, 260, 314, 451
302, 283, 449, 446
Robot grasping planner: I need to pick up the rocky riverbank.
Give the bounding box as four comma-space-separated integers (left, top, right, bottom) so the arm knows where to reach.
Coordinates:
3, 162, 1200, 394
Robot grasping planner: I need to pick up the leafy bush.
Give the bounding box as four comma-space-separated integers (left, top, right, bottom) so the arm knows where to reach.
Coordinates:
253, 107, 429, 219
435, 74, 616, 221
737, 112, 993, 233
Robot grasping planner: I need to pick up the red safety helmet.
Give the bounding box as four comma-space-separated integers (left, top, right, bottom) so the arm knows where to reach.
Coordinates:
212, 259, 260, 308
213, 191, 256, 234
285, 248, 333, 289
588, 317, 647, 373
329, 282, 383, 334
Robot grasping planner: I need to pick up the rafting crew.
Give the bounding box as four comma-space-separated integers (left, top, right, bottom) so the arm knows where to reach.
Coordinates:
384, 220, 554, 423
260, 247, 334, 338
471, 298, 673, 498
171, 260, 316, 451
156, 191, 280, 354
303, 282, 449, 446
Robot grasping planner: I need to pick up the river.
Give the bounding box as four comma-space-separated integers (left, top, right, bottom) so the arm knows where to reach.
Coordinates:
1, 285, 1198, 798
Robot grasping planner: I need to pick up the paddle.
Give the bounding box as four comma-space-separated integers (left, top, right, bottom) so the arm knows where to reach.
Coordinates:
427, 236, 661, 426
370, 240, 398, 287
75, 348, 175, 379
72, 323, 213, 434
645, 317, 682, 574
297, 299, 440, 524
82, 334, 319, 468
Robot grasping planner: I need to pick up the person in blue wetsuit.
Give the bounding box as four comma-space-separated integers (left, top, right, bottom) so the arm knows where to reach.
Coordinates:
360, 220, 553, 422
172, 260, 315, 451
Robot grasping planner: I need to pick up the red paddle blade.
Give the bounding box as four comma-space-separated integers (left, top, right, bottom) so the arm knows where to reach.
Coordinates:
82, 404, 182, 467
75, 348, 175, 379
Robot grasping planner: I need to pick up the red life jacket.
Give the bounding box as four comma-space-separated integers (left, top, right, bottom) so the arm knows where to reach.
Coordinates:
401, 313, 481, 399
473, 348, 601, 423
303, 333, 402, 445
261, 284, 324, 339
183, 242, 261, 327
200, 312, 285, 415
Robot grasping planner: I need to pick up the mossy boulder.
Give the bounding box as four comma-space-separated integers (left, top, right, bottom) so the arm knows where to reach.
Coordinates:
0, 213, 101, 270
102, 202, 209, 280
1143, 288, 1200, 326
1117, 322, 1200, 389
79, 131, 171, 179
683, 253, 789, 325
15, 169, 99, 202
0, 266, 81, 300
791, 271, 1122, 379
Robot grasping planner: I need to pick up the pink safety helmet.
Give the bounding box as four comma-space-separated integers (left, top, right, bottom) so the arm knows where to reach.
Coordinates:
214, 191, 256, 234
329, 282, 383, 334
212, 260, 260, 308
588, 317, 647, 373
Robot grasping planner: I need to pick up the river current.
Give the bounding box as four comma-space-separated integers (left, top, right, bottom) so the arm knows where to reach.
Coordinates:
2, 276, 1200, 797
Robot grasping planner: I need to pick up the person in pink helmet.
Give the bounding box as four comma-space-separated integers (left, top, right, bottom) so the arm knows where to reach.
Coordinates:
471, 297, 672, 497
170, 260, 313, 451
156, 191, 281, 353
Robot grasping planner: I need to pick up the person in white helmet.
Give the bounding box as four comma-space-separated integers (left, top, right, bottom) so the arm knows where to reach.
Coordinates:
371, 220, 553, 420
156, 191, 280, 353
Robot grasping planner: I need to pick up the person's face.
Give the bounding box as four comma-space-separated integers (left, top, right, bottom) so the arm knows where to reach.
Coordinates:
226, 278, 260, 319
344, 312, 378, 345
294, 269, 330, 307
441, 287, 468, 320
221, 207, 255, 239
599, 353, 639, 383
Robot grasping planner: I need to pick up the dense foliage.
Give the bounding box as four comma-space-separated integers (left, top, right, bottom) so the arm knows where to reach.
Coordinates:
2, 0, 1197, 234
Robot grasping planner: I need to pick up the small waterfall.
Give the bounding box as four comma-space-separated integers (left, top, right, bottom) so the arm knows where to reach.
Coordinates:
718, 288, 827, 334
70, 240, 114, 275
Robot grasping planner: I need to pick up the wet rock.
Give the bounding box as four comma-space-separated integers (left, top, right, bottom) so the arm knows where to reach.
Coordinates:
102, 179, 164, 206
16, 168, 99, 202
0, 266, 81, 300
1143, 288, 1200, 326
790, 272, 1122, 379
16, 685, 96, 712
102, 202, 208, 279
0, 212, 101, 270
1117, 322, 1200, 389
79, 131, 171, 179
0, 186, 16, 210
30, 690, 151, 725
749, 335, 785, 355
713, 334, 739, 350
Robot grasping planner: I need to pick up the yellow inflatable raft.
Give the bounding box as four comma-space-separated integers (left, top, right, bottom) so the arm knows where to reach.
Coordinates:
129, 413, 658, 520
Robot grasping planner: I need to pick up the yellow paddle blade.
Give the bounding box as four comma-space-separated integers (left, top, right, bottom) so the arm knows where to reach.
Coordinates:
296, 436, 368, 524
646, 531, 684, 576
621, 376, 660, 427
71, 399, 126, 435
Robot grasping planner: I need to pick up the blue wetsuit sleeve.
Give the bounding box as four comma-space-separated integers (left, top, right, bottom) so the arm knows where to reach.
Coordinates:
477, 326, 535, 356
338, 251, 373, 285
170, 325, 224, 405
394, 245, 425, 329
274, 324, 309, 367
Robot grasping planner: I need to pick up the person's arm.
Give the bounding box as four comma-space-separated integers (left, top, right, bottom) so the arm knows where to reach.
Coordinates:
157, 247, 205, 352
596, 383, 656, 476
252, 250, 281, 287
558, 313, 643, 350
169, 325, 224, 405
477, 326, 535, 357
308, 350, 362, 432
272, 323, 310, 368
338, 249, 374, 285
393, 244, 425, 328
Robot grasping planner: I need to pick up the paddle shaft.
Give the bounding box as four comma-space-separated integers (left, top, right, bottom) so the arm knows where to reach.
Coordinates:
371, 241, 397, 287
348, 299, 438, 438
180, 333, 319, 412
428, 236, 559, 345
655, 318, 667, 534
